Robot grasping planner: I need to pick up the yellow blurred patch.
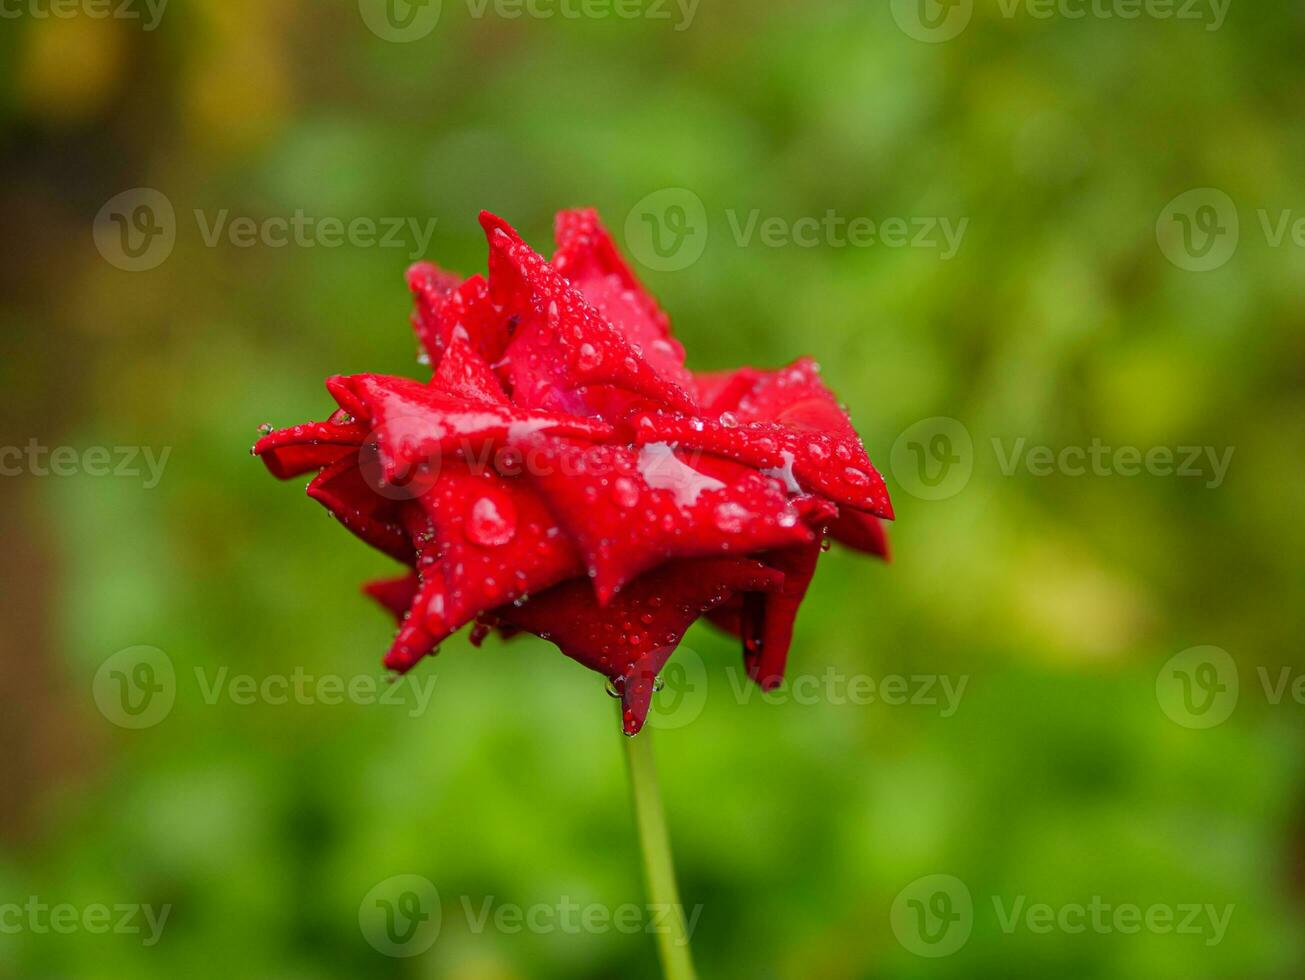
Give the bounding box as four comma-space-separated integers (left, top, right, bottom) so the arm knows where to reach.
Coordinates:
178, 0, 298, 154
1012, 541, 1152, 662
18, 15, 127, 121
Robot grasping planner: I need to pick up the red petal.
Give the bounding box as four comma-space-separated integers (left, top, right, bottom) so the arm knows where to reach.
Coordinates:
407, 265, 512, 369
552, 207, 671, 336
416, 462, 582, 627
253, 419, 368, 479
383, 507, 454, 673
363, 573, 420, 622
431, 333, 510, 406
480, 211, 698, 418
525, 439, 812, 603
632, 412, 894, 519
830, 506, 891, 560
737, 535, 826, 691
306, 456, 415, 565
499, 558, 785, 734
551, 208, 692, 394
406, 261, 463, 368
692, 368, 761, 418
328, 373, 614, 486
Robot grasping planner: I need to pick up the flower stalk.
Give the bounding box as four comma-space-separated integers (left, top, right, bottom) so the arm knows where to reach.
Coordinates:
622, 719, 698, 980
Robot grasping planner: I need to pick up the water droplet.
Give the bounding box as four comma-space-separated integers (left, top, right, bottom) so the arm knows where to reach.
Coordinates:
257, 423, 275, 435
713, 501, 751, 533
466, 493, 517, 547
576, 342, 602, 371
843, 466, 869, 486
612, 476, 641, 509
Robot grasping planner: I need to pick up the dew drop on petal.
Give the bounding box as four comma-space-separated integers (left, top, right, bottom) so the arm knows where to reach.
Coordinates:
466, 493, 517, 547
612, 476, 641, 509
577, 342, 602, 371
713, 501, 751, 533
843, 466, 870, 487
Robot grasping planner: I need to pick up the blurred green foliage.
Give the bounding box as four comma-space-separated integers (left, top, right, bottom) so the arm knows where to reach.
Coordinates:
1, 1, 1303, 977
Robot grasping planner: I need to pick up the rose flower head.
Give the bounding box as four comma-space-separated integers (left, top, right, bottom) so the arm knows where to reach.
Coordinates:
254, 209, 893, 734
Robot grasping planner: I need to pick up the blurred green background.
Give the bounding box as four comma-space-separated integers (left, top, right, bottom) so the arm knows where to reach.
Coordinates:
2, 0, 1303, 977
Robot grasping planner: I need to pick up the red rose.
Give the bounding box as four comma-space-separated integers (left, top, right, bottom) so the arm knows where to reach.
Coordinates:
254, 209, 892, 734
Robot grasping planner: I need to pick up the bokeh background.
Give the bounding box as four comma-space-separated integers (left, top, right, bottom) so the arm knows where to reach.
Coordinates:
2, 0, 1304, 977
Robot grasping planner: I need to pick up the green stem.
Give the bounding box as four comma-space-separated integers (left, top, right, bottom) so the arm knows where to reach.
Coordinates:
622, 722, 699, 980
